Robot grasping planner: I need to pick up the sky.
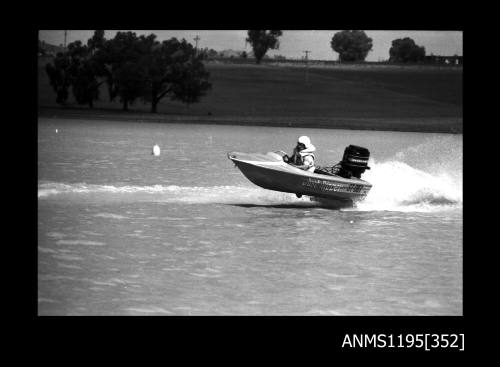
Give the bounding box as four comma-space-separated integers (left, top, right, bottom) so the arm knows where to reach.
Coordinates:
39, 30, 463, 61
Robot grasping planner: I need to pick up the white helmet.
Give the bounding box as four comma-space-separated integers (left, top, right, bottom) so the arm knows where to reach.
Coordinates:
298, 136, 312, 149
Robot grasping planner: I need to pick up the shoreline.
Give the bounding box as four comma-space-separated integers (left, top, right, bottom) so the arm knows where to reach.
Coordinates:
38, 107, 462, 134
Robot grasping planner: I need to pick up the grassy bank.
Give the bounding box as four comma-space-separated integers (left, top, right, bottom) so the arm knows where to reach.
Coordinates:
38, 58, 462, 133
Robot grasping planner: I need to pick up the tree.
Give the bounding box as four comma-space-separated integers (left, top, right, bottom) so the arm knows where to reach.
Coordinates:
46, 31, 213, 112
199, 48, 218, 60
87, 30, 105, 55
96, 31, 148, 110
170, 55, 212, 109
45, 31, 109, 108
45, 52, 71, 105
70, 58, 102, 108
207, 49, 219, 59
389, 37, 426, 63
92, 34, 118, 102
141, 37, 212, 112
330, 30, 373, 62
246, 30, 282, 64
141, 36, 179, 113
114, 61, 147, 110
66, 40, 104, 108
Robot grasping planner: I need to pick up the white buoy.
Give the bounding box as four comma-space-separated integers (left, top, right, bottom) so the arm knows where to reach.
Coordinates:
55, 129, 58, 133
152, 144, 160, 156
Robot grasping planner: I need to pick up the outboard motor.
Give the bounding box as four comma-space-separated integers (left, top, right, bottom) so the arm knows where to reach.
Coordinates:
337, 145, 370, 179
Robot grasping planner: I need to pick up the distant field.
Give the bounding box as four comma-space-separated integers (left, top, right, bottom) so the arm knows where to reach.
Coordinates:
38, 57, 462, 133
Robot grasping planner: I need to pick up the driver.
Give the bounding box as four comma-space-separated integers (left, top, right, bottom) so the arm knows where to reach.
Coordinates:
284, 136, 316, 172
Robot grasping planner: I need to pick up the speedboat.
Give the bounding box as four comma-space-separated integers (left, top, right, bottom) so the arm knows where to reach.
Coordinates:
228, 145, 372, 207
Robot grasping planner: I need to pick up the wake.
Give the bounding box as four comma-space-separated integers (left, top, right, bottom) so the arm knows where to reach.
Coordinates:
38, 166, 461, 212
37, 182, 317, 206
354, 160, 462, 212
39, 133, 462, 212
355, 135, 462, 212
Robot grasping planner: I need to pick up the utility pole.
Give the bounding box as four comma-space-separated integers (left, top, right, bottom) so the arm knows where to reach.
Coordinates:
303, 50, 311, 84
194, 35, 200, 56
64, 30, 67, 49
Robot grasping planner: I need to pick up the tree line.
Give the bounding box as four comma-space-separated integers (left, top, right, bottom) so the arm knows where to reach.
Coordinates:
246, 30, 429, 64
44, 30, 432, 111
45, 31, 212, 112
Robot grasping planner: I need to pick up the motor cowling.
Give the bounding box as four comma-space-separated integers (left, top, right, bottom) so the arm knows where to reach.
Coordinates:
338, 145, 370, 179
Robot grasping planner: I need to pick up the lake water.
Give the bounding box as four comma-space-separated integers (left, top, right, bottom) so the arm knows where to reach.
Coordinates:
38, 118, 463, 315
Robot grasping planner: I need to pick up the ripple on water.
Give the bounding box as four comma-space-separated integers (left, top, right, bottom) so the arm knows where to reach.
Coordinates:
201, 251, 218, 257
56, 240, 106, 246
80, 230, 104, 236
324, 273, 357, 278
305, 309, 343, 316
38, 246, 57, 254
162, 267, 185, 272
39, 274, 77, 281
57, 263, 83, 270
90, 280, 117, 287
327, 285, 346, 291
53, 254, 84, 261
172, 224, 192, 228
93, 213, 128, 219
88, 287, 106, 291
108, 278, 127, 285
123, 306, 174, 315
189, 272, 222, 278
46, 232, 67, 239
